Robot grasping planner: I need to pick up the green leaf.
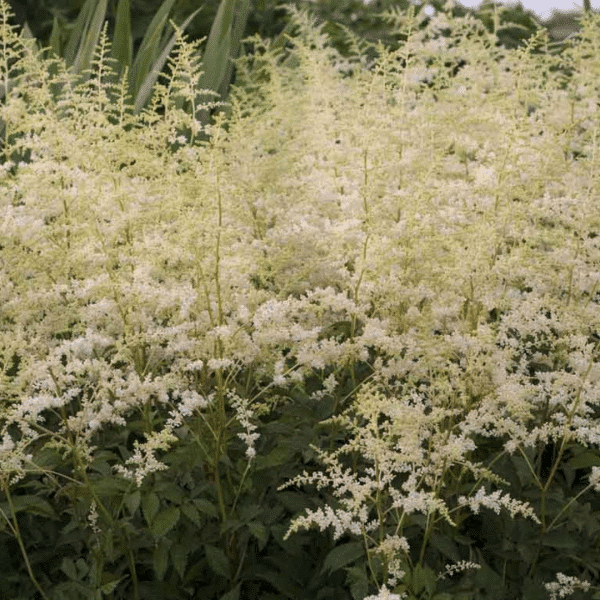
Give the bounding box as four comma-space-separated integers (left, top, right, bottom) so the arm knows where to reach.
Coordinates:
124, 490, 141, 516
568, 447, 600, 470
205, 544, 231, 578
412, 564, 437, 596
430, 533, 460, 562
63, 0, 100, 66
153, 539, 170, 581
220, 583, 241, 600
197, 0, 236, 94
64, 0, 109, 79
277, 491, 313, 513
130, 0, 202, 114
542, 530, 579, 550
254, 445, 290, 470
47, 16, 63, 59
321, 541, 364, 574
3, 495, 54, 517
181, 502, 202, 525
61, 558, 79, 581
110, 0, 132, 74
509, 453, 535, 488
193, 498, 218, 517
170, 543, 188, 579
195, 0, 251, 128
142, 492, 160, 526
248, 521, 268, 549
89, 475, 129, 497
129, 0, 176, 95
151, 506, 180, 537
99, 573, 124, 594
345, 565, 369, 600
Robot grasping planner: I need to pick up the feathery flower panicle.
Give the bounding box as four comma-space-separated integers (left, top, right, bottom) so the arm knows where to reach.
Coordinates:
364, 586, 406, 600
544, 573, 591, 600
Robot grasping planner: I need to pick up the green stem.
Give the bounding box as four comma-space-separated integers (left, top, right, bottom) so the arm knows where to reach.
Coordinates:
2, 481, 51, 600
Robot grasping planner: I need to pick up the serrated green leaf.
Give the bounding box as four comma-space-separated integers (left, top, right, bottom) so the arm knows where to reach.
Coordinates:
99, 573, 124, 594
194, 498, 218, 517
248, 521, 268, 549
254, 445, 290, 470
151, 506, 180, 537
220, 583, 241, 600
322, 541, 364, 574
90, 476, 129, 497
412, 564, 437, 596
430, 533, 460, 562
568, 448, 600, 470
61, 558, 78, 581
542, 531, 578, 549
277, 491, 312, 513
170, 543, 188, 579
153, 539, 169, 581
181, 502, 202, 525
4, 495, 54, 517
124, 490, 140, 516
509, 453, 534, 488
345, 565, 369, 600
142, 492, 160, 526
205, 544, 231, 578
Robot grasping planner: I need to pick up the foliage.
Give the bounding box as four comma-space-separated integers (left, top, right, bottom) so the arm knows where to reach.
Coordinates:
0, 0, 253, 156
2, 1, 600, 599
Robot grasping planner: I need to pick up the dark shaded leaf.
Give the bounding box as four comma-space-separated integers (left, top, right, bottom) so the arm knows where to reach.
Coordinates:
205, 544, 231, 578
170, 543, 188, 579
322, 542, 364, 574
220, 583, 241, 600
124, 490, 141, 516
345, 564, 369, 600
151, 506, 180, 537
142, 492, 160, 526
153, 539, 170, 581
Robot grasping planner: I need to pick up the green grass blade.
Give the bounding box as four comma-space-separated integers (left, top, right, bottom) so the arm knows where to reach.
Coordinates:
48, 16, 62, 59
217, 0, 250, 99
63, 0, 108, 75
197, 0, 237, 94
195, 0, 251, 130
63, 0, 93, 65
132, 6, 203, 115
71, 0, 108, 78
111, 0, 132, 74
129, 0, 178, 106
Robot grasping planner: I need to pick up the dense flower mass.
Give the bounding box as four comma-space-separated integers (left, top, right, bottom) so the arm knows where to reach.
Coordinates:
1, 0, 600, 598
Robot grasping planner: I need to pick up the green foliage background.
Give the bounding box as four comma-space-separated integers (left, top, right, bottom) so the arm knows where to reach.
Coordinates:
6, 0, 592, 65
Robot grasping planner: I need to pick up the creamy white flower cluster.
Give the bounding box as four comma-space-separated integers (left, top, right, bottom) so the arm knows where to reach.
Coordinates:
544, 573, 591, 600
364, 586, 406, 600
227, 390, 260, 459
113, 428, 177, 487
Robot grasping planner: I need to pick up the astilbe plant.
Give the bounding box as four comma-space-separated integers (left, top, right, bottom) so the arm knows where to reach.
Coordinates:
1, 0, 600, 598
